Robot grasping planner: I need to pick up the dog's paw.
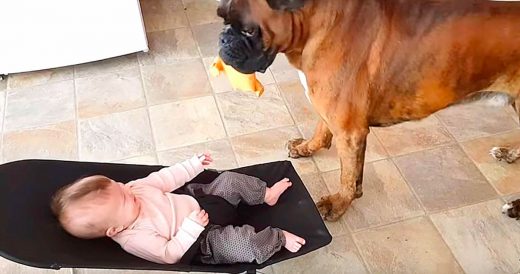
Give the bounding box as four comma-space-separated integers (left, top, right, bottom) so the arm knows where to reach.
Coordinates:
316, 194, 348, 222
502, 202, 513, 214
490, 147, 509, 161
316, 196, 332, 218
287, 138, 312, 158
503, 199, 520, 219
490, 147, 517, 163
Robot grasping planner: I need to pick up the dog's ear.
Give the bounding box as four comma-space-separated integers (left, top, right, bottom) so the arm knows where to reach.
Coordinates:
266, 0, 306, 11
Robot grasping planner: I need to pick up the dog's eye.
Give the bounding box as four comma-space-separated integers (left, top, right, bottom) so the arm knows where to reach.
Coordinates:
241, 27, 256, 37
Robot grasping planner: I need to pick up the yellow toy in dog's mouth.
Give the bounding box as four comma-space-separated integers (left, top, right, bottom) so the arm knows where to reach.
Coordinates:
209, 56, 264, 97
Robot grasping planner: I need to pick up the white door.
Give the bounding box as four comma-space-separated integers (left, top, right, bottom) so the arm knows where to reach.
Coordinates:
0, 0, 148, 75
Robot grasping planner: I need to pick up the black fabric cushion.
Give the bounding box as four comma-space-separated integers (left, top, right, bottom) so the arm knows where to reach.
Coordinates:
0, 160, 331, 273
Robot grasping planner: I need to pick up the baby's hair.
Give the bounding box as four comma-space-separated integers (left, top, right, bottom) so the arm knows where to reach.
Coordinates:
50, 175, 113, 238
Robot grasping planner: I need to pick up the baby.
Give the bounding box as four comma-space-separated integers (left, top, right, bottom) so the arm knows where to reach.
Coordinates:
50, 153, 306, 265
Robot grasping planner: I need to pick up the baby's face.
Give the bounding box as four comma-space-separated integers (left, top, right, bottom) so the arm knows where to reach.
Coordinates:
66, 180, 140, 237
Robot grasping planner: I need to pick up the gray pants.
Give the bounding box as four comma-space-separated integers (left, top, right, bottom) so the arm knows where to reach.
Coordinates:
185, 171, 286, 264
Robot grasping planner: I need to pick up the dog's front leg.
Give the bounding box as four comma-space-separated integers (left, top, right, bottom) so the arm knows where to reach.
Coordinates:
316, 127, 369, 221
287, 119, 333, 158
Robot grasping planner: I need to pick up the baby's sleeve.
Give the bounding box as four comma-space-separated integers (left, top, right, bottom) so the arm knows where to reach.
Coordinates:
128, 155, 204, 192
119, 218, 205, 264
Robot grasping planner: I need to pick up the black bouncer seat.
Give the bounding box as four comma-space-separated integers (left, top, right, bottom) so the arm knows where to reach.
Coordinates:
0, 160, 332, 273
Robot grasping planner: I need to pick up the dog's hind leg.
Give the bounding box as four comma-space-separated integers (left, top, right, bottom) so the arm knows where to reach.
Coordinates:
287, 119, 333, 158
490, 97, 520, 163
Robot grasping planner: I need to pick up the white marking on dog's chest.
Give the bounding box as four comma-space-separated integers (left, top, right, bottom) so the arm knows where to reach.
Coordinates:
297, 70, 311, 103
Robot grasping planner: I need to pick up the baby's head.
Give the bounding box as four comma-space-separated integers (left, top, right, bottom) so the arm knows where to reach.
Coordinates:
50, 175, 139, 239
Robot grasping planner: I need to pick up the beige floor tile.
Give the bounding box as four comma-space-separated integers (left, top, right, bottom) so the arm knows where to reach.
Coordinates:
322, 160, 424, 232
231, 126, 318, 175
255, 70, 276, 87
149, 96, 226, 150
7, 67, 73, 89
202, 56, 233, 93
373, 115, 454, 156
273, 235, 368, 274
365, 131, 389, 162
3, 121, 77, 162
394, 144, 497, 212
217, 85, 293, 136
299, 122, 388, 172
140, 0, 189, 32
202, 56, 275, 94
270, 54, 299, 83
258, 266, 274, 274
157, 139, 237, 170
0, 78, 7, 90
436, 104, 518, 141
182, 0, 220, 26
5, 80, 75, 131
431, 199, 520, 274
0, 257, 72, 274
0, 91, 5, 130
353, 217, 463, 274
79, 108, 154, 162
113, 153, 159, 165
74, 54, 138, 79
138, 28, 199, 66
75, 68, 146, 119
192, 22, 222, 58
278, 79, 318, 124
461, 129, 520, 195
141, 59, 211, 105
300, 172, 349, 236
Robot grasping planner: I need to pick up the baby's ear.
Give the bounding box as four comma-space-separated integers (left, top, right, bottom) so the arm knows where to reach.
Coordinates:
106, 226, 124, 237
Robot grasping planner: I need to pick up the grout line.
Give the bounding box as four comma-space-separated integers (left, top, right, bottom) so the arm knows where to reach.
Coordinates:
1, 86, 8, 163
368, 126, 392, 159
182, 1, 239, 168
456, 140, 503, 197
349, 230, 375, 274
350, 215, 426, 234
389, 156, 429, 214
72, 68, 81, 161
424, 215, 467, 273
137, 57, 160, 164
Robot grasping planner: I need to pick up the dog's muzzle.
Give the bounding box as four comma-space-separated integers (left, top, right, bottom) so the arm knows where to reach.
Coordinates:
218, 26, 276, 74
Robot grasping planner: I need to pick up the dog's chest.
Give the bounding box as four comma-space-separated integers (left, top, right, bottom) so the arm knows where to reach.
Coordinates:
298, 70, 311, 103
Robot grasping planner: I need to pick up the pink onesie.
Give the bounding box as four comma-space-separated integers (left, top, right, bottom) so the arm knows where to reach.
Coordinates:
111, 155, 205, 264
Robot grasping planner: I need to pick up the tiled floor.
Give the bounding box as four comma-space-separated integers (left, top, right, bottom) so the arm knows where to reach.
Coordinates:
2, 0, 520, 273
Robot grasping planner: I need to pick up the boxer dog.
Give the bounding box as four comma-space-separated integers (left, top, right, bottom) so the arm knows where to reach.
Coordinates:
216, 0, 520, 221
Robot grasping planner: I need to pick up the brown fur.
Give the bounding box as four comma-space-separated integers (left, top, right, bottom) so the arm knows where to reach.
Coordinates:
229, 0, 520, 220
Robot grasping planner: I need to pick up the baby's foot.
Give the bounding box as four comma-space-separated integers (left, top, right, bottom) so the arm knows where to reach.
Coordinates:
282, 230, 306, 253
265, 178, 292, 206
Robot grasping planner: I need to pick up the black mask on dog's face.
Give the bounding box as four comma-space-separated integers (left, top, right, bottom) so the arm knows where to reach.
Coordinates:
218, 25, 276, 74
216, 0, 306, 74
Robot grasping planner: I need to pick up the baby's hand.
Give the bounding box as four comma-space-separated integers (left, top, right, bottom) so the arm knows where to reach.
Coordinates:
197, 152, 213, 166
189, 209, 209, 227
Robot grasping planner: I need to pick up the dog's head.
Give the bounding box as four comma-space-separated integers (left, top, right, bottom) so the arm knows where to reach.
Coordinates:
216, 0, 307, 74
